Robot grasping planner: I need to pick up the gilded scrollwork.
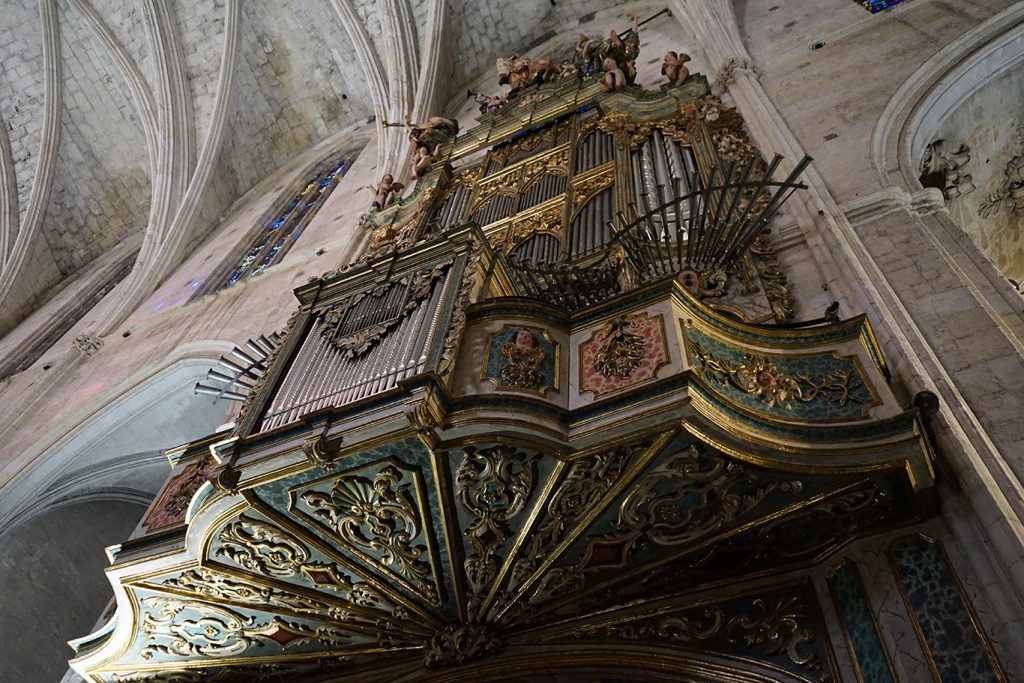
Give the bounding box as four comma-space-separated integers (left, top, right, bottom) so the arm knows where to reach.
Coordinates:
216, 515, 387, 609
507, 443, 643, 591
497, 329, 547, 389
569, 167, 615, 220
299, 465, 437, 601
422, 623, 504, 668
456, 445, 538, 599
612, 445, 802, 547
533, 445, 802, 602
139, 597, 349, 660
158, 568, 340, 620
469, 145, 570, 217
504, 203, 562, 250
750, 233, 796, 321
691, 342, 867, 411
569, 586, 832, 682
319, 263, 449, 359
438, 240, 484, 377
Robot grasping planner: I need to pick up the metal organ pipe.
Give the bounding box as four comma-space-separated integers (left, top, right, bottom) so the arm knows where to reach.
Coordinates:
258, 274, 451, 431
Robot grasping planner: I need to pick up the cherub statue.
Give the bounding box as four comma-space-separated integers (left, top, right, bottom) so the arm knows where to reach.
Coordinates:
558, 59, 579, 80
600, 57, 626, 91
497, 53, 556, 94
467, 90, 506, 115
411, 146, 434, 180
367, 173, 403, 211
661, 51, 692, 86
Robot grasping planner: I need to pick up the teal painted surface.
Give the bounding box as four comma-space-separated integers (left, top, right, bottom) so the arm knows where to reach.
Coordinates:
828, 561, 897, 683
484, 326, 558, 392
686, 327, 875, 420
252, 437, 461, 621
889, 536, 1003, 683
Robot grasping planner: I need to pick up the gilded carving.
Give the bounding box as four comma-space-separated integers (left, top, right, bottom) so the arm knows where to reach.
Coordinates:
571, 588, 831, 682
508, 443, 642, 590
612, 446, 802, 547
691, 342, 867, 411
140, 597, 349, 660
158, 568, 339, 620
593, 317, 648, 379
504, 202, 562, 250
534, 445, 802, 601
216, 515, 386, 608
456, 445, 537, 598
319, 263, 449, 359
422, 623, 504, 668
469, 145, 570, 218
143, 458, 213, 530
499, 329, 547, 389
580, 312, 670, 397
570, 167, 615, 220
438, 240, 483, 377
750, 233, 796, 321
299, 465, 437, 600
596, 110, 642, 148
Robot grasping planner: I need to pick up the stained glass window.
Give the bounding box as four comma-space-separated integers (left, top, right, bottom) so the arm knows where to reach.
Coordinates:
857, 0, 904, 12
195, 156, 351, 298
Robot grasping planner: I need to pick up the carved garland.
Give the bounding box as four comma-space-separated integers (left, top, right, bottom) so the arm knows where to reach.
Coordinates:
438, 240, 484, 377
691, 342, 866, 411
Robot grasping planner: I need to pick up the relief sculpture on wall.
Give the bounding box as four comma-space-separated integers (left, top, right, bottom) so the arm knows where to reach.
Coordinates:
482, 325, 559, 395
580, 312, 669, 397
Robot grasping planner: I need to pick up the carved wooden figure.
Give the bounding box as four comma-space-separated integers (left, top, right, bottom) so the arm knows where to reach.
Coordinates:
369, 174, 403, 211
600, 57, 626, 91
662, 51, 692, 86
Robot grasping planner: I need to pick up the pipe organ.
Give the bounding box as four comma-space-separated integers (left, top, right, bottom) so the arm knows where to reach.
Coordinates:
68, 71, 976, 683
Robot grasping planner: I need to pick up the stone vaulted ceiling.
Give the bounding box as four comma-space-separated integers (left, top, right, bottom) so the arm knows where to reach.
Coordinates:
0, 0, 624, 337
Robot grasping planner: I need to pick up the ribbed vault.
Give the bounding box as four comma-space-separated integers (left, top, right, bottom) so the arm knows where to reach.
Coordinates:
0, 0, 626, 338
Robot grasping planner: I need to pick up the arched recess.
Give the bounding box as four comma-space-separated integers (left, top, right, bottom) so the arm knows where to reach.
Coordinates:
871, 4, 1024, 286
0, 342, 234, 534
0, 498, 150, 682
0, 344, 235, 679
357, 646, 811, 683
